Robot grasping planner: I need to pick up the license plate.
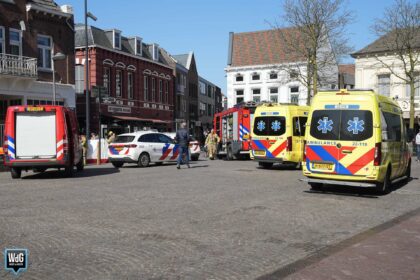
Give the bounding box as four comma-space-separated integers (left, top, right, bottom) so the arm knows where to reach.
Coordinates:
312, 163, 333, 170
254, 150, 266, 156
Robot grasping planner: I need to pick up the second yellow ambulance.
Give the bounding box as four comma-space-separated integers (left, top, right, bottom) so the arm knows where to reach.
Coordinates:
250, 103, 309, 169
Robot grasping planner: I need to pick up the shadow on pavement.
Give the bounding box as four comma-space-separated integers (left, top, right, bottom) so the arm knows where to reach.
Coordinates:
22, 167, 119, 179
303, 177, 416, 198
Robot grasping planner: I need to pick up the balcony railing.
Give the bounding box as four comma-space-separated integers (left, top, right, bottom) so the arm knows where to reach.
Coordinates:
0, 54, 38, 78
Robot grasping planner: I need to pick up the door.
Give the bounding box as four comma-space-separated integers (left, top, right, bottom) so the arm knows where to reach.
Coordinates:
292, 116, 307, 161
381, 110, 403, 178
15, 112, 56, 159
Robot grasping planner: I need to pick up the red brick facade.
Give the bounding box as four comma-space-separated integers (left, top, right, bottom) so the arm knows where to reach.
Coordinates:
75, 47, 175, 133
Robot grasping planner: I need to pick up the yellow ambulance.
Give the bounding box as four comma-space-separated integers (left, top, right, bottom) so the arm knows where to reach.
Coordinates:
302, 89, 411, 194
251, 103, 309, 169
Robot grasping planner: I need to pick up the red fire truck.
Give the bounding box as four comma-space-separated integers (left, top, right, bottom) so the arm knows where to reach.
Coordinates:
3, 105, 84, 178
213, 102, 257, 160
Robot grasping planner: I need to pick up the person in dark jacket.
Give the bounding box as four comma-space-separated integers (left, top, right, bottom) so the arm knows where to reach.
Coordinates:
175, 122, 190, 169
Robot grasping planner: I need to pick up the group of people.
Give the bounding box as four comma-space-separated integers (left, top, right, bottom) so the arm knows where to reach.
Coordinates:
79, 131, 116, 165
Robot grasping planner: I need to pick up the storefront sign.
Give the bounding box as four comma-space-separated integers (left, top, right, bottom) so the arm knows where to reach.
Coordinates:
108, 106, 131, 114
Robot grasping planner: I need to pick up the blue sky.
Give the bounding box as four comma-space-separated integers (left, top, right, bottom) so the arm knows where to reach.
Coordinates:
56, 0, 399, 94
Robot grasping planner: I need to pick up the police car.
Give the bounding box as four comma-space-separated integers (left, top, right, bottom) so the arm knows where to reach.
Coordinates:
108, 131, 180, 168
164, 132, 201, 161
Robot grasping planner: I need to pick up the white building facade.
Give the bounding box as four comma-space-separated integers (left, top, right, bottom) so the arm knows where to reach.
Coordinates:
353, 52, 420, 122
226, 64, 308, 108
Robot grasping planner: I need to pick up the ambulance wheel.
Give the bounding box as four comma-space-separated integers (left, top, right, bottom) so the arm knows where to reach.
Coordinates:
309, 182, 323, 191
76, 158, 84, 171
112, 162, 124, 168
376, 167, 391, 194
258, 162, 273, 169
404, 160, 411, 182
138, 153, 150, 168
64, 165, 74, 177
11, 168, 21, 179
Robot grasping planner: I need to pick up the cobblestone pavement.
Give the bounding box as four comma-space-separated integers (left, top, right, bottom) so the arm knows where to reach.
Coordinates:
0, 157, 419, 279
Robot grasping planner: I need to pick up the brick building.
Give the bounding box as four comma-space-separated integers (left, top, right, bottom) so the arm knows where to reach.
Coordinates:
74, 24, 175, 134
0, 0, 75, 141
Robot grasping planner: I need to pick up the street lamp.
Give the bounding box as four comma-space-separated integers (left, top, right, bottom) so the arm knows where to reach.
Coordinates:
52, 52, 66, 105
84, 0, 97, 140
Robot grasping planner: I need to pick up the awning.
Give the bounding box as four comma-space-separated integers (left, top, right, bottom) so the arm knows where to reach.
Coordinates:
103, 114, 172, 123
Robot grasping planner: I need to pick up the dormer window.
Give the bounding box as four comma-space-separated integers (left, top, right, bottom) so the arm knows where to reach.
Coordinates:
269, 72, 278, 79
136, 37, 142, 56
113, 30, 121, 50
152, 43, 159, 61
252, 73, 260, 81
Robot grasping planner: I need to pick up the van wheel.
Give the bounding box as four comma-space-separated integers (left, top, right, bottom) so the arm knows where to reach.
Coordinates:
11, 168, 21, 179
376, 167, 391, 194
259, 162, 273, 169
76, 158, 84, 171
309, 182, 323, 191
64, 165, 74, 177
138, 153, 150, 167
226, 146, 233, 160
404, 160, 411, 183
112, 162, 124, 168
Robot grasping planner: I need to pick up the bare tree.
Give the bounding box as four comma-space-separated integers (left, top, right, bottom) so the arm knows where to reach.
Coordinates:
371, 0, 420, 131
277, 0, 353, 105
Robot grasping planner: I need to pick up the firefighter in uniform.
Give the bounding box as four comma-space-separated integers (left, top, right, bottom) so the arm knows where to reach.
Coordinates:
107, 131, 116, 144
205, 129, 220, 160
80, 134, 88, 165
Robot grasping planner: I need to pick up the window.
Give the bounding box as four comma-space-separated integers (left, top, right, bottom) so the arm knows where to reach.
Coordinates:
290, 70, 298, 79
0, 26, 4, 54
116, 70, 122, 97
113, 30, 121, 49
293, 117, 307, 136
252, 89, 261, 102
381, 111, 402, 142
253, 116, 286, 136
37, 35, 52, 69
200, 102, 206, 116
103, 67, 111, 96
290, 87, 299, 104
152, 43, 159, 61
165, 81, 169, 104
151, 78, 156, 101
236, 89, 244, 104
159, 80, 163, 102
135, 38, 142, 56
378, 74, 390, 96
208, 86, 213, 98
269, 72, 278, 79
199, 81, 206, 95
235, 75, 243, 82
310, 110, 373, 141
127, 72, 133, 99
9, 29, 22, 56
115, 135, 135, 143
143, 76, 149, 101
207, 104, 212, 116
138, 134, 159, 143
405, 72, 420, 98
75, 65, 84, 94
270, 88, 278, 103
252, 73, 260, 81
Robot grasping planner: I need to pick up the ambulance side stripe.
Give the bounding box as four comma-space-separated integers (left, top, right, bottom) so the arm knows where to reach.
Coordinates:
252, 140, 275, 158
309, 145, 352, 175
346, 148, 375, 175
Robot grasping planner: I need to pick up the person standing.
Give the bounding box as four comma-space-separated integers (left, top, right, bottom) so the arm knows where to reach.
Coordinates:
175, 122, 190, 169
205, 129, 220, 160
80, 134, 88, 165
416, 129, 420, 162
107, 131, 116, 144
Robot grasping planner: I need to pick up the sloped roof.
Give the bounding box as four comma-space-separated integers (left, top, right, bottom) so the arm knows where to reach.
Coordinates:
74, 24, 172, 67
172, 54, 190, 68
29, 0, 60, 11
228, 28, 306, 67
351, 27, 420, 57
338, 64, 355, 75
